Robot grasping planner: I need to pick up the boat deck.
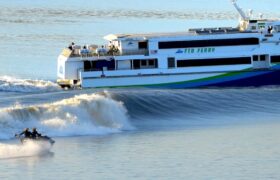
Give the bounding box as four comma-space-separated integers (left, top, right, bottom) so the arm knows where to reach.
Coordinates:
104, 27, 256, 41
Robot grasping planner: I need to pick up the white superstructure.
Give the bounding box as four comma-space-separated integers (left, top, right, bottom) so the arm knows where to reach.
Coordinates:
57, 1, 280, 89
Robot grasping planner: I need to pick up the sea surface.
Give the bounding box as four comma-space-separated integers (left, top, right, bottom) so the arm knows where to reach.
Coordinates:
1, 0, 280, 179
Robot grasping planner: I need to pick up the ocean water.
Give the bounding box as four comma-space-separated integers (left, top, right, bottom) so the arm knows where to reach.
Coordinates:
1, 0, 280, 179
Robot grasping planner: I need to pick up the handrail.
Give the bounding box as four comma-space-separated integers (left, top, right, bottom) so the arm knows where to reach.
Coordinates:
64, 48, 149, 58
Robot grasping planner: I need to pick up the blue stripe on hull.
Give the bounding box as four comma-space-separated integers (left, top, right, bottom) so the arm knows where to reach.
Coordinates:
209, 70, 280, 87
156, 69, 280, 89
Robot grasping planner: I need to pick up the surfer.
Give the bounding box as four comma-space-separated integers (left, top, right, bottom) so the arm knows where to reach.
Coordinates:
16, 128, 32, 138
31, 128, 42, 139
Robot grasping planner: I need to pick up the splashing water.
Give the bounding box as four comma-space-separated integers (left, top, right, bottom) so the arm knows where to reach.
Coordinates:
0, 140, 52, 159
0, 93, 133, 139
0, 76, 60, 93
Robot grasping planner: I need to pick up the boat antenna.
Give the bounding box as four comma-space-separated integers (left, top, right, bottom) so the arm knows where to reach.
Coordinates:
231, 0, 249, 20
248, 9, 253, 19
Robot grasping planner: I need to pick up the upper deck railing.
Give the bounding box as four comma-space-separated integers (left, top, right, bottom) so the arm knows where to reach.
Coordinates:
61, 47, 149, 58
189, 27, 241, 35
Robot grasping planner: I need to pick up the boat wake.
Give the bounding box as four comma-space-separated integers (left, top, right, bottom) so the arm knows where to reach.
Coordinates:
0, 93, 133, 140
109, 88, 280, 127
0, 76, 60, 93
0, 140, 52, 159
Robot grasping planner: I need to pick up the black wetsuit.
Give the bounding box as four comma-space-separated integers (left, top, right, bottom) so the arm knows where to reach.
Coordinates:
31, 130, 41, 139
19, 130, 32, 138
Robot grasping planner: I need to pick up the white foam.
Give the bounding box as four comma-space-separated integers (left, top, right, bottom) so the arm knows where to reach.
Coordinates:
0, 76, 60, 93
0, 93, 133, 139
42, 118, 69, 128
0, 141, 52, 159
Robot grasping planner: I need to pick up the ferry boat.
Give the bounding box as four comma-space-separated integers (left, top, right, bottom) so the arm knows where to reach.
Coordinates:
57, 0, 280, 89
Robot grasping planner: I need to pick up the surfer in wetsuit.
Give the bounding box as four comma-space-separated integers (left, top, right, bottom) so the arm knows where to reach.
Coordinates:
31, 128, 41, 139
17, 128, 32, 138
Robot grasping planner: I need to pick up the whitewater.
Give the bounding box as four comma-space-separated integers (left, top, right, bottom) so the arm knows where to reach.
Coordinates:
0, 91, 133, 140
0, 141, 52, 159
0, 76, 60, 93
1, 0, 280, 179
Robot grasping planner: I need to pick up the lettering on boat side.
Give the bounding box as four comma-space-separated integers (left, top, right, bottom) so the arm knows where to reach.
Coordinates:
176, 49, 184, 53
184, 48, 216, 54
128, 42, 134, 46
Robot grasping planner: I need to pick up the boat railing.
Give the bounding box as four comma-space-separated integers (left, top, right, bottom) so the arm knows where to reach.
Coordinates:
62, 48, 149, 58
189, 27, 241, 34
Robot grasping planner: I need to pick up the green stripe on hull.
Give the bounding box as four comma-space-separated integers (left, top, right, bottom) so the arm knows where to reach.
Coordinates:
92, 69, 252, 89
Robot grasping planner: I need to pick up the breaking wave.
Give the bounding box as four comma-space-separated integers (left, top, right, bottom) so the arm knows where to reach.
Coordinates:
0, 93, 133, 140
108, 88, 280, 127
0, 141, 52, 159
0, 76, 60, 93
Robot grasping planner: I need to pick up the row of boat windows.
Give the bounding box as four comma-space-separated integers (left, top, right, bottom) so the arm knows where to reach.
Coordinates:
130, 59, 158, 69
253, 55, 266, 61
175, 55, 280, 68
158, 38, 259, 49
83, 59, 158, 71
176, 57, 251, 68
84, 60, 115, 71
83, 55, 280, 71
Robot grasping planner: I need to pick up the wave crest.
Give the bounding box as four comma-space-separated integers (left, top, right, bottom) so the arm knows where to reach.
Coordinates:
0, 93, 133, 139
0, 76, 60, 93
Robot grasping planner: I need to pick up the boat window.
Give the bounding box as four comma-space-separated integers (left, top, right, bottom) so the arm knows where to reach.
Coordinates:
139, 41, 148, 49
141, 60, 147, 66
253, 55, 258, 61
154, 59, 158, 68
132, 59, 157, 69
91, 59, 115, 71
148, 60, 154, 66
91, 61, 97, 70
271, 55, 280, 63
168, 57, 175, 68
250, 20, 258, 23
140, 59, 157, 69
158, 38, 259, 49
260, 55, 266, 61
133, 60, 141, 69
177, 57, 251, 67
117, 60, 131, 70
84, 61, 92, 71
258, 23, 265, 29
